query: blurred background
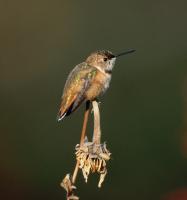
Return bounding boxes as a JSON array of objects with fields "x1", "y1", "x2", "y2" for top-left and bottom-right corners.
[{"x1": 1, "y1": 0, "x2": 187, "y2": 199}]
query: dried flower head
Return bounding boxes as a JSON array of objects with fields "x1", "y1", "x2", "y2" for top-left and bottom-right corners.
[
  {"x1": 75, "y1": 139, "x2": 111, "y2": 187},
  {"x1": 60, "y1": 174, "x2": 79, "y2": 200}
]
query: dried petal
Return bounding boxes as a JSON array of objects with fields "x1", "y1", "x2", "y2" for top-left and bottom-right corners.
[{"x1": 98, "y1": 170, "x2": 107, "y2": 188}]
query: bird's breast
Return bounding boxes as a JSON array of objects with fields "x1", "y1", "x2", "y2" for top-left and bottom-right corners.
[{"x1": 85, "y1": 71, "x2": 111, "y2": 100}]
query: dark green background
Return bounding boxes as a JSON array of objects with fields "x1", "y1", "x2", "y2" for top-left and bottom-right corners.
[{"x1": 1, "y1": 0, "x2": 187, "y2": 199}]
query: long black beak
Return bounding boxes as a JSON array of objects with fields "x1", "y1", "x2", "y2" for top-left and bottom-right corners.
[{"x1": 115, "y1": 49, "x2": 136, "y2": 57}]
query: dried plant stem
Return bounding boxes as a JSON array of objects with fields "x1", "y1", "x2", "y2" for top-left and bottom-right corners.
[
  {"x1": 92, "y1": 101, "x2": 101, "y2": 144},
  {"x1": 71, "y1": 162, "x2": 79, "y2": 185},
  {"x1": 61, "y1": 100, "x2": 110, "y2": 198},
  {"x1": 72, "y1": 101, "x2": 90, "y2": 184},
  {"x1": 80, "y1": 101, "x2": 91, "y2": 146}
]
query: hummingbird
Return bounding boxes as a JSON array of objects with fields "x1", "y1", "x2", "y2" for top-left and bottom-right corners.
[{"x1": 57, "y1": 49, "x2": 135, "y2": 121}]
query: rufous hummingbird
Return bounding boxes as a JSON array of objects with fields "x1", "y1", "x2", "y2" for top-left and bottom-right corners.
[{"x1": 57, "y1": 49, "x2": 135, "y2": 121}]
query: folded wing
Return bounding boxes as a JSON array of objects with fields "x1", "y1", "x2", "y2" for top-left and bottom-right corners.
[{"x1": 57, "y1": 63, "x2": 96, "y2": 121}]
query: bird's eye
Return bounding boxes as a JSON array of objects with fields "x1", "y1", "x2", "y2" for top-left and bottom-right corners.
[{"x1": 103, "y1": 57, "x2": 108, "y2": 62}]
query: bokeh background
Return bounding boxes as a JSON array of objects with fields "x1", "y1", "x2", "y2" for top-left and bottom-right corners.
[{"x1": 1, "y1": 0, "x2": 187, "y2": 199}]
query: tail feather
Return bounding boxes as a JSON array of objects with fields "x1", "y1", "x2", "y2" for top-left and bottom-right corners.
[
  {"x1": 57, "y1": 96, "x2": 85, "y2": 122},
  {"x1": 57, "y1": 101, "x2": 75, "y2": 121},
  {"x1": 57, "y1": 111, "x2": 67, "y2": 121}
]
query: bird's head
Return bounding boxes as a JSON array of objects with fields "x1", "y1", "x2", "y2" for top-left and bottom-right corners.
[{"x1": 86, "y1": 49, "x2": 135, "y2": 73}]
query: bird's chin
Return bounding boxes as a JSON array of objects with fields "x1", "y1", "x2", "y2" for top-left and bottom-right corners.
[{"x1": 107, "y1": 58, "x2": 116, "y2": 71}]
